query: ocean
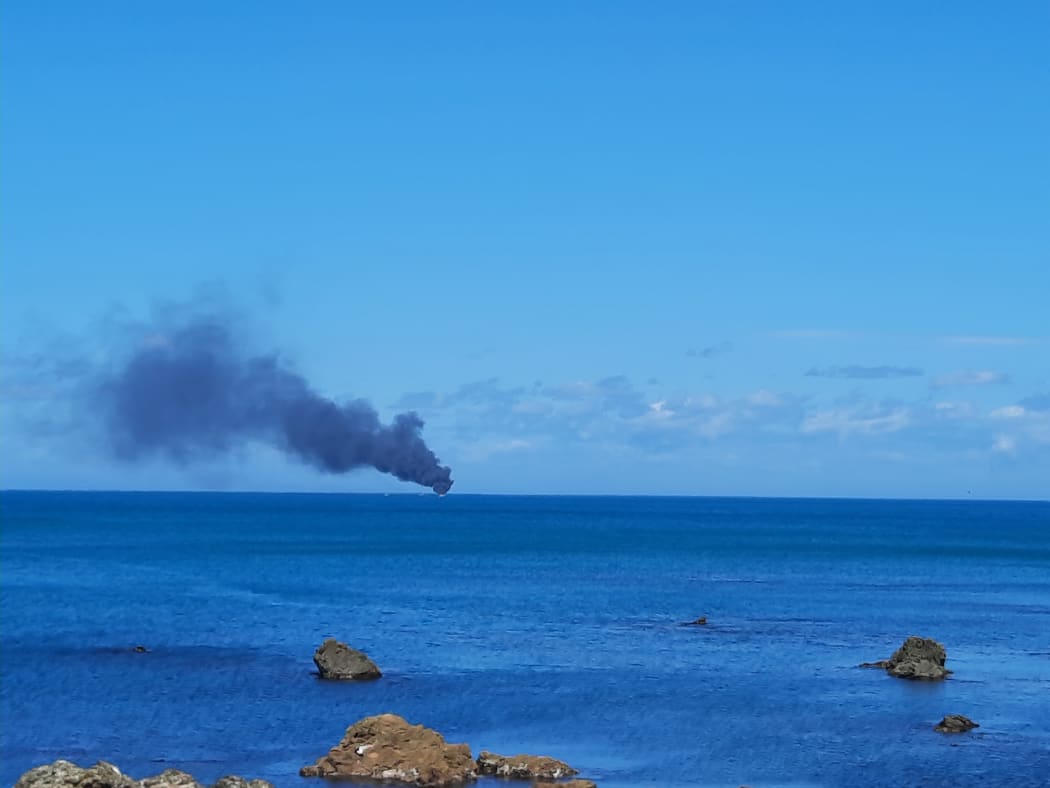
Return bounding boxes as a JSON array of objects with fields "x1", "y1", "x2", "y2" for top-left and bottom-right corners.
[{"x1": 1, "y1": 492, "x2": 1048, "y2": 787}]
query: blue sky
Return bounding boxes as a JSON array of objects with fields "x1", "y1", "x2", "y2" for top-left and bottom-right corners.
[{"x1": 2, "y1": 2, "x2": 1048, "y2": 498}]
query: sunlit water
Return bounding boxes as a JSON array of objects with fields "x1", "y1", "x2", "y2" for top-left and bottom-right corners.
[{"x1": 2, "y1": 492, "x2": 1048, "y2": 787}]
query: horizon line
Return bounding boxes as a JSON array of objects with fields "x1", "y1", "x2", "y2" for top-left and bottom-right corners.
[{"x1": 0, "y1": 488, "x2": 1046, "y2": 504}]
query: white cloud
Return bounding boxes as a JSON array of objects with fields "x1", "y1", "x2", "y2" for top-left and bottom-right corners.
[
  {"x1": 932, "y1": 370, "x2": 1011, "y2": 388},
  {"x1": 990, "y1": 405, "x2": 1026, "y2": 420},
  {"x1": 934, "y1": 401, "x2": 977, "y2": 420},
  {"x1": 942, "y1": 335, "x2": 1036, "y2": 347},
  {"x1": 801, "y1": 406, "x2": 911, "y2": 438},
  {"x1": 747, "y1": 389, "x2": 781, "y2": 407},
  {"x1": 992, "y1": 435, "x2": 1017, "y2": 455},
  {"x1": 459, "y1": 437, "x2": 536, "y2": 462},
  {"x1": 646, "y1": 400, "x2": 675, "y2": 420}
]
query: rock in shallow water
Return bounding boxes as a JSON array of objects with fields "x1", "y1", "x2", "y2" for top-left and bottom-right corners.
[
  {"x1": 313, "y1": 638, "x2": 382, "y2": 680},
  {"x1": 935, "y1": 714, "x2": 980, "y2": 733},
  {"x1": 862, "y1": 636, "x2": 951, "y2": 680},
  {"x1": 14, "y1": 761, "x2": 271, "y2": 788},
  {"x1": 476, "y1": 751, "x2": 579, "y2": 780},
  {"x1": 300, "y1": 713, "x2": 476, "y2": 786}
]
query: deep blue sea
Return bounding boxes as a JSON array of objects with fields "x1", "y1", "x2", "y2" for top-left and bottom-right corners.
[{"x1": 2, "y1": 492, "x2": 1049, "y2": 787}]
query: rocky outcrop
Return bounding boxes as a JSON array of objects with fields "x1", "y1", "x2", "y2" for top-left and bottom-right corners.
[
  {"x1": 935, "y1": 714, "x2": 979, "y2": 733},
  {"x1": 862, "y1": 636, "x2": 951, "y2": 680},
  {"x1": 14, "y1": 761, "x2": 272, "y2": 788},
  {"x1": 15, "y1": 761, "x2": 138, "y2": 788},
  {"x1": 476, "y1": 751, "x2": 578, "y2": 780},
  {"x1": 300, "y1": 713, "x2": 476, "y2": 786},
  {"x1": 682, "y1": 616, "x2": 707, "y2": 626},
  {"x1": 139, "y1": 770, "x2": 202, "y2": 788},
  {"x1": 313, "y1": 638, "x2": 382, "y2": 680}
]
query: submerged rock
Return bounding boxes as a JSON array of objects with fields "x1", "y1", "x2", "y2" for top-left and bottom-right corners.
[
  {"x1": 935, "y1": 714, "x2": 979, "y2": 733},
  {"x1": 862, "y1": 636, "x2": 951, "y2": 680},
  {"x1": 538, "y1": 782, "x2": 596, "y2": 788},
  {"x1": 300, "y1": 713, "x2": 476, "y2": 786},
  {"x1": 476, "y1": 751, "x2": 578, "y2": 780},
  {"x1": 857, "y1": 660, "x2": 890, "y2": 669},
  {"x1": 682, "y1": 616, "x2": 708, "y2": 626},
  {"x1": 313, "y1": 638, "x2": 382, "y2": 680},
  {"x1": 14, "y1": 761, "x2": 272, "y2": 788}
]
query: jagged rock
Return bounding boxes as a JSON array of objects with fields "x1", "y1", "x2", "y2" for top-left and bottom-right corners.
[
  {"x1": 300, "y1": 713, "x2": 475, "y2": 786},
  {"x1": 935, "y1": 714, "x2": 979, "y2": 733},
  {"x1": 14, "y1": 762, "x2": 272, "y2": 788},
  {"x1": 886, "y1": 636, "x2": 951, "y2": 680},
  {"x1": 211, "y1": 779, "x2": 274, "y2": 788},
  {"x1": 862, "y1": 636, "x2": 951, "y2": 680},
  {"x1": 15, "y1": 760, "x2": 137, "y2": 788},
  {"x1": 313, "y1": 638, "x2": 382, "y2": 680},
  {"x1": 140, "y1": 769, "x2": 202, "y2": 788},
  {"x1": 476, "y1": 751, "x2": 578, "y2": 780}
]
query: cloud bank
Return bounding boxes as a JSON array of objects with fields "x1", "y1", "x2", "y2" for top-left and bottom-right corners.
[
  {"x1": 805, "y1": 365, "x2": 923, "y2": 380},
  {"x1": 932, "y1": 370, "x2": 1011, "y2": 388}
]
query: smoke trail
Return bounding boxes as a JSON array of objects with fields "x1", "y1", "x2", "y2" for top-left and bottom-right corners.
[{"x1": 94, "y1": 315, "x2": 453, "y2": 494}]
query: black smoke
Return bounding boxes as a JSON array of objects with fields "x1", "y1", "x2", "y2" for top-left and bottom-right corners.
[{"x1": 94, "y1": 316, "x2": 453, "y2": 494}]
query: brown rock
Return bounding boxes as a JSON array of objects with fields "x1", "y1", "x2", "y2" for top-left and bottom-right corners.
[
  {"x1": 534, "y1": 782, "x2": 596, "y2": 788},
  {"x1": 935, "y1": 714, "x2": 979, "y2": 733},
  {"x1": 862, "y1": 636, "x2": 951, "y2": 680},
  {"x1": 683, "y1": 616, "x2": 707, "y2": 626},
  {"x1": 476, "y1": 751, "x2": 578, "y2": 780},
  {"x1": 313, "y1": 638, "x2": 382, "y2": 680},
  {"x1": 300, "y1": 713, "x2": 476, "y2": 786}
]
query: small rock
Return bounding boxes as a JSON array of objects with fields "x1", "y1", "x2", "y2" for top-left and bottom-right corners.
[
  {"x1": 683, "y1": 616, "x2": 707, "y2": 626},
  {"x1": 140, "y1": 769, "x2": 203, "y2": 788},
  {"x1": 534, "y1": 782, "x2": 596, "y2": 788},
  {"x1": 935, "y1": 715, "x2": 979, "y2": 733},
  {"x1": 133, "y1": 645, "x2": 149, "y2": 653},
  {"x1": 476, "y1": 751, "x2": 579, "y2": 780},
  {"x1": 863, "y1": 636, "x2": 951, "y2": 680},
  {"x1": 312, "y1": 638, "x2": 382, "y2": 680},
  {"x1": 300, "y1": 713, "x2": 476, "y2": 786},
  {"x1": 211, "y1": 778, "x2": 275, "y2": 788}
]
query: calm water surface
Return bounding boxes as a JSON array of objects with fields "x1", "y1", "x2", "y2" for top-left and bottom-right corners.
[{"x1": 2, "y1": 492, "x2": 1048, "y2": 787}]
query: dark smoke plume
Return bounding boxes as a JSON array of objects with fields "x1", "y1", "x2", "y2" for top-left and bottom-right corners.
[{"x1": 94, "y1": 316, "x2": 453, "y2": 494}]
